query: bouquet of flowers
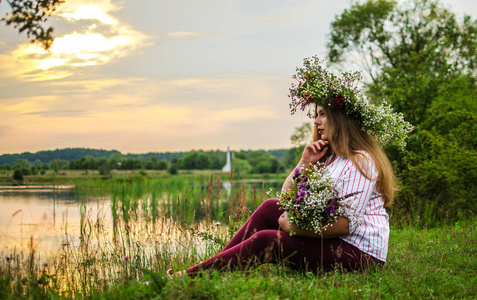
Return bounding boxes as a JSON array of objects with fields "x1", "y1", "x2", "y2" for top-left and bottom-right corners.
[{"x1": 278, "y1": 162, "x2": 358, "y2": 235}]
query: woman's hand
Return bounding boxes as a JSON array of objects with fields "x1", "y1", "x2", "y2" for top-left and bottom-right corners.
[
  {"x1": 281, "y1": 140, "x2": 330, "y2": 192},
  {"x1": 301, "y1": 140, "x2": 329, "y2": 165},
  {"x1": 278, "y1": 212, "x2": 291, "y2": 233}
]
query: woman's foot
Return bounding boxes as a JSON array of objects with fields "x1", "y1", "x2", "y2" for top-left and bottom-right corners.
[{"x1": 166, "y1": 269, "x2": 186, "y2": 279}]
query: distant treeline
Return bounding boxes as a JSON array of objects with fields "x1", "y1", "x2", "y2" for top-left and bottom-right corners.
[
  {"x1": 0, "y1": 147, "x2": 294, "y2": 177},
  {"x1": 0, "y1": 148, "x2": 184, "y2": 165}
]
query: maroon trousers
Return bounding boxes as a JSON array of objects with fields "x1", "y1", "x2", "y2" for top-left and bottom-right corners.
[{"x1": 186, "y1": 199, "x2": 378, "y2": 276}]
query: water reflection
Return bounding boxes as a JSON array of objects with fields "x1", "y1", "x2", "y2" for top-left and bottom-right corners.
[
  {"x1": 0, "y1": 187, "x2": 109, "y2": 253},
  {"x1": 0, "y1": 180, "x2": 282, "y2": 255}
]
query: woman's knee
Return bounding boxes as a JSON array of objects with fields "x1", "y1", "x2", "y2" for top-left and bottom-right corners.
[
  {"x1": 249, "y1": 230, "x2": 283, "y2": 246},
  {"x1": 259, "y1": 198, "x2": 280, "y2": 211}
]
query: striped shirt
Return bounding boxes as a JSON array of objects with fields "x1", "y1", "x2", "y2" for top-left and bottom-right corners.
[{"x1": 325, "y1": 151, "x2": 390, "y2": 262}]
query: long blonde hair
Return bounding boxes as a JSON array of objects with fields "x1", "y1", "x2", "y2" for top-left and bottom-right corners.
[{"x1": 321, "y1": 101, "x2": 396, "y2": 207}]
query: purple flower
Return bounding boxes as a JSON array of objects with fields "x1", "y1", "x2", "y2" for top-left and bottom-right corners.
[{"x1": 296, "y1": 190, "x2": 306, "y2": 198}]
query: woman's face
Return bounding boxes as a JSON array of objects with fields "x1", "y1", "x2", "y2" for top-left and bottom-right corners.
[{"x1": 314, "y1": 106, "x2": 329, "y2": 141}]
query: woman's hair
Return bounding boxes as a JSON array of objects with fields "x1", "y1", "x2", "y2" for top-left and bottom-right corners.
[{"x1": 321, "y1": 99, "x2": 396, "y2": 207}]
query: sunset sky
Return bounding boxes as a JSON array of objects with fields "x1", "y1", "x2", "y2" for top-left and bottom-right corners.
[{"x1": 0, "y1": 0, "x2": 475, "y2": 155}]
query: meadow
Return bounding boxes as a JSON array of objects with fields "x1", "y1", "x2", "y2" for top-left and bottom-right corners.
[{"x1": 0, "y1": 170, "x2": 476, "y2": 299}]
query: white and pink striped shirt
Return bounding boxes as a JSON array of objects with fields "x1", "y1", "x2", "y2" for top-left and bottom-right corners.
[{"x1": 325, "y1": 151, "x2": 390, "y2": 262}]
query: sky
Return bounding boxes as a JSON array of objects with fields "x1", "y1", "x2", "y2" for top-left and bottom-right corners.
[{"x1": 0, "y1": 0, "x2": 476, "y2": 155}]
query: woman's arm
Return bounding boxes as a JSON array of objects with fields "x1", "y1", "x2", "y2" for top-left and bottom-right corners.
[{"x1": 278, "y1": 212, "x2": 350, "y2": 238}]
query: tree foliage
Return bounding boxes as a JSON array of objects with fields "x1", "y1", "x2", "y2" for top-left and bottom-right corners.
[
  {"x1": 0, "y1": 0, "x2": 64, "y2": 49},
  {"x1": 328, "y1": 0, "x2": 477, "y2": 81},
  {"x1": 327, "y1": 0, "x2": 477, "y2": 225}
]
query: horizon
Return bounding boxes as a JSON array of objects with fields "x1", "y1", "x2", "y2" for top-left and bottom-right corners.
[
  {"x1": 0, "y1": 145, "x2": 291, "y2": 157},
  {"x1": 1, "y1": 0, "x2": 475, "y2": 155}
]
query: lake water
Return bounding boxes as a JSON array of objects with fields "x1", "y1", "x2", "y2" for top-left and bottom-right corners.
[
  {"x1": 0, "y1": 180, "x2": 282, "y2": 257},
  {"x1": 0, "y1": 186, "x2": 110, "y2": 254}
]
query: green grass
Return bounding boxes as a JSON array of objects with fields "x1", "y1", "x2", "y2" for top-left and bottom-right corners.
[
  {"x1": 96, "y1": 221, "x2": 477, "y2": 300},
  {"x1": 1, "y1": 171, "x2": 475, "y2": 299},
  {"x1": 1, "y1": 220, "x2": 475, "y2": 299}
]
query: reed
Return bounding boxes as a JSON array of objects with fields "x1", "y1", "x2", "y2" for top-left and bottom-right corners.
[{"x1": 0, "y1": 172, "x2": 280, "y2": 298}]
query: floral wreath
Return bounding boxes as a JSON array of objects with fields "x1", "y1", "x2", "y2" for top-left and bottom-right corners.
[{"x1": 289, "y1": 56, "x2": 413, "y2": 148}]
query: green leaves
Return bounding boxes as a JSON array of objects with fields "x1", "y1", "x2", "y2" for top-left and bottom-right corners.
[
  {"x1": 328, "y1": 0, "x2": 477, "y2": 80},
  {"x1": 0, "y1": 0, "x2": 65, "y2": 50}
]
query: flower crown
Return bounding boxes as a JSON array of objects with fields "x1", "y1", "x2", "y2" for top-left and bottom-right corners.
[{"x1": 289, "y1": 56, "x2": 413, "y2": 148}]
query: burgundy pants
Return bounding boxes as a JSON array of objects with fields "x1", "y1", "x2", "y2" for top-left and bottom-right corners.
[{"x1": 186, "y1": 199, "x2": 379, "y2": 276}]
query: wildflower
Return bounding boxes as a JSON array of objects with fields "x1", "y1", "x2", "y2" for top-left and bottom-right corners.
[
  {"x1": 215, "y1": 222, "x2": 221, "y2": 226},
  {"x1": 278, "y1": 162, "x2": 357, "y2": 235},
  {"x1": 123, "y1": 255, "x2": 129, "y2": 261}
]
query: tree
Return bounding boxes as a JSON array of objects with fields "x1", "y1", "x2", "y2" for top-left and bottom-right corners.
[
  {"x1": 156, "y1": 159, "x2": 168, "y2": 170},
  {"x1": 290, "y1": 122, "x2": 313, "y2": 148},
  {"x1": 328, "y1": 0, "x2": 477, "y2": 82},
  {"x1": 231, "y1": 158, "x2": 251, "y2": 179},
  {"x1": 0, "y1": 0, "x2": 64, "y2": 49},
  {"x1": 287, "y1": 122, "x2": 314, "y2": 168},
  {"x1": 327, "y1": 0, "x2": 477, "y2": 225},
  {"x1": 180, "y1": 151, "x2": 212, "y2": 170},
  {"x1": 13, "y1": 168, "x2": 24, "y2": 181}
]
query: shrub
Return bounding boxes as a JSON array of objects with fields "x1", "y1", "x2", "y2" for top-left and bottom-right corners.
[{"x1": 12, "y1": 169, "x2": 24, "y2": 181}]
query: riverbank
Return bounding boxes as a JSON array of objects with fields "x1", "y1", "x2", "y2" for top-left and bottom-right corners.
[{"x1": 1, "y1": 221, "x2": 475, "y2": 299}]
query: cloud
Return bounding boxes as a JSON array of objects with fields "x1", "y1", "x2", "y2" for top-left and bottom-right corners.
[
  {"x1": 0, "y1": 72, "x2": 302, "y2": 153},
  {"x1": 0, "y1": 0, "x2": 152, "y2": 82},
  {"x1": 22, "y1": 109, "x2": 87, "y2": 117},
  {"x1": 166, "y1": 31, "x2": 202, "y2": 39},
  {"x1": 57, "y1": 0, "x2": 120, "y2": 24}
]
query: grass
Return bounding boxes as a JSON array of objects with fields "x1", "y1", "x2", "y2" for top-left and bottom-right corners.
[
  {"x1": 95, "y1": 221, "x2": 477, "y2": 299},
  {"x1": 1, "y1": 171, "x2": 476, "y2": 299},
  {"x1": 1, "y1": 220, "x2": 475, "y2": 299}
]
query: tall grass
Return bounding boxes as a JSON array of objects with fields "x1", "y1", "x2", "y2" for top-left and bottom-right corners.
[{"x1": 1, "y1": 172, "x2": 475, "y2": 299}]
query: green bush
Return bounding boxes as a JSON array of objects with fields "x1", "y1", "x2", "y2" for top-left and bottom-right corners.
[
  {"x1": 391, "y1": 130, "x2": 477, "y2": 226},
  {"x1": 12, "y1": 169, "x2": 24, "y2": 181}
]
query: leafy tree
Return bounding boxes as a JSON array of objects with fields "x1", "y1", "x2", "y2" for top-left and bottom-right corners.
[
  {"x1": 13, "y1": 158, "x2": 31, "y2": 175},
  {"x1": 0, "y1": 0, "x2": 64, "y2": 49},
  {"x1": 286, "y1": 122, "x2": 314, "y2": 169},
  {"x1": 13, "y1": 158, "x2": 31, "y2": 170},
  {"x1": 121, "y1": 157, "x2": 142, "y2": 170},
  {"x1": 168, "y1": 163, "x2": 179, "y2": 175},
  {"x1": 12, "y1": 168, "x2": 23, "y2": 181},
  {"x1": 180, "y1": 151, "x2": 212, "y2": 170},
  {"x1": 327, "y1": 0, "x2": 477, "y2": 225},
  {"x1": 328, "y1": 0, "x2": 476, "y2": 82},
  {"x1": 206, "y1": 150, "x2": 226, "y2": 169},
  {"x1": 143, "y1": 157, "x2": 157, "y2": 170},
  {"x1": 231, "y1": 158, "x2": 251, "y2": 179},
  {"x1": 156, "y1": 159, "x2": 168, "y2": 170},
  {"x1": 290, "y1": 122, "x2": 313, "y2": 147},
  {"x1": 245, "y1": 151, "x2": 282, "y2": 173}
]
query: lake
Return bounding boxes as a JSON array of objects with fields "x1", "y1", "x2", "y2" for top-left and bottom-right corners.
[
  {"x1": 0, "y1": 186, "x2": 110, "y2": 254},
  {"x1": 0, "y1": 179, "x2": 281, "y2": 256}
]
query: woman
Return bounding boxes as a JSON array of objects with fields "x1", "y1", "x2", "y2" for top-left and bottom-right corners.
[
  {"x1": 170, "y1": 57, "x2": 411, "y2": 277},
  {"x1": 172, "y1": 106, "x2": 393, "y2": 277}
]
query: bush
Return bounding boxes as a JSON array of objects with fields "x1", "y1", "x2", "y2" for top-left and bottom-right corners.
[
  {"x1": 391, "y1": 130, "x2": 477, "y2": 226},
  {"x1": 12, "y1": 169, "x2": 24, "y2": 181},
  {"x1": 168, "y1": 163, "x2": 179, "y2": 175}
]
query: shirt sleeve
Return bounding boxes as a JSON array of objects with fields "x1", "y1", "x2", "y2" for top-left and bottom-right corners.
[{"x1": 337, "y1": 152, "x2": 378, "y2": 234}]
